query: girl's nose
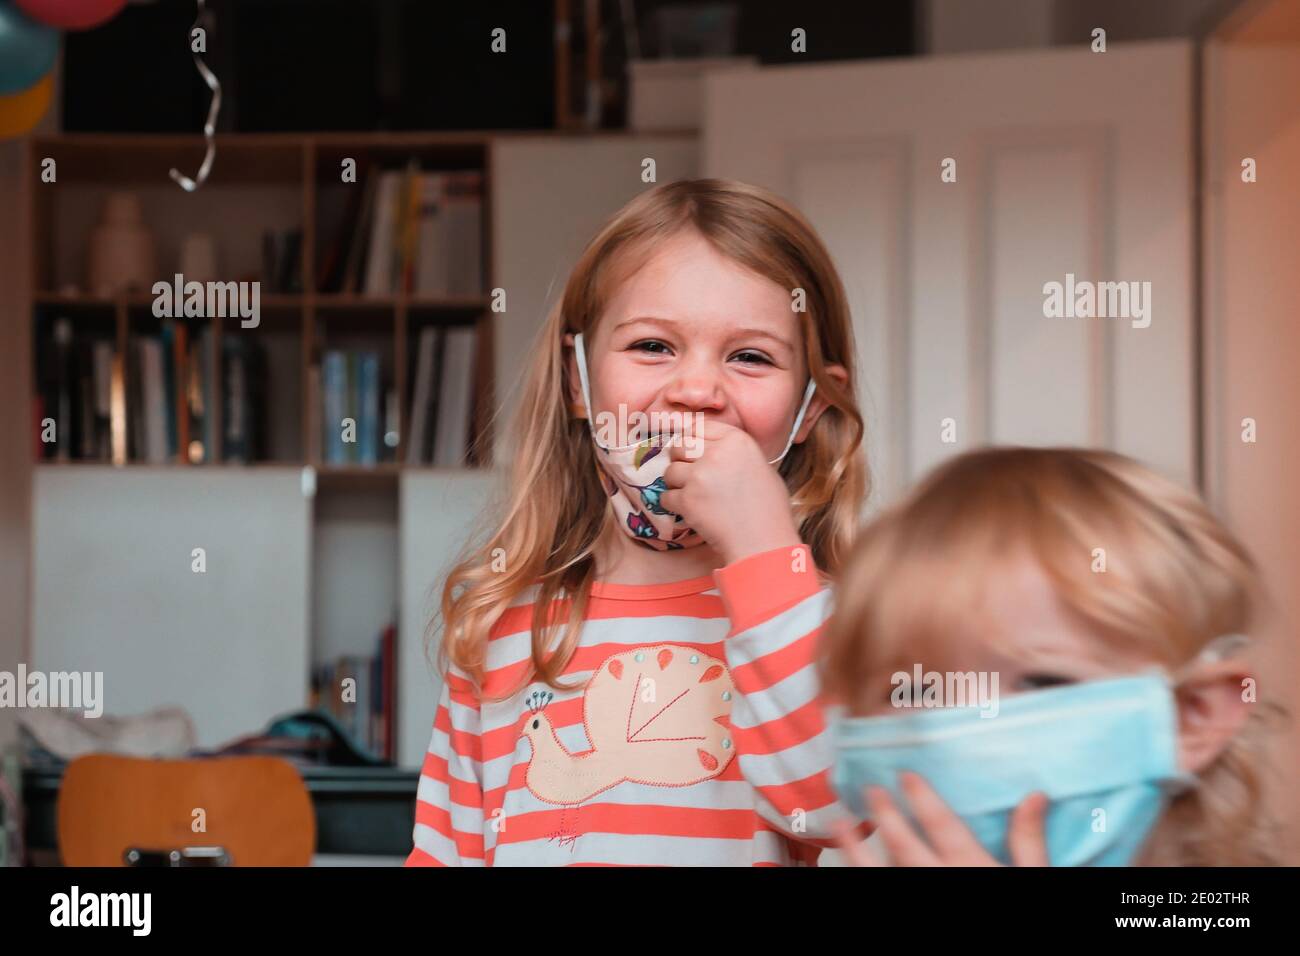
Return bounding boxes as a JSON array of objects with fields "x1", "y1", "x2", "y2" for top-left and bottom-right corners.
[{"x1": 663, "y1": 369, "x2": 726, "y2": 413}]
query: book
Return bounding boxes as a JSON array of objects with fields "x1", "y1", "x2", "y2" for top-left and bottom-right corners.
[
  {"x1": 433, "y1": 326, "x2": 477, "y2": 466},
  {"x1": 160, "y1": 322, "x2": 176, "y2": 459},
  {"x1": 186, "y1": 334, "x2": 204, "y2": 463},
  {"x1": 140, "y1": 337, "x2": 168, "y2": 464},
  {"x1": 127, "y1": 338, "x2": 144, "y2": 461},
  {"x1": 220, "y1": 337, "x2": 267, "y2": 463},
  {"x1": 383, "y1": 387, "x2": 399, "y2": 458},
  {"x1": 397, "y1": 160, "x2": 421, "y2": 295},
  {"x1": 221, "y1": 338, "x2": 247, "y2": 462},
  {"x1": 92, "y1": 340, "x2": 113, "y2": 459},
  {"x1": 317, "y1": 173, "x2": 371, "y2": 293},
  {"x1": 414, "y1": 173, "x2": 449, "y2": 296},
  {"x1": 43, "y1": 317, "x2": 73, "y2": 462},
  {"x1": 198, "y1": 326, "x2": 214, "y2": 464},
  {"x1": 405, "y1": 326, "x2": 439, "y2": 464},
  {"x1": 342, "y1": 170, "x2": 379, "y2": 294},
  {"x1": 346, "y1": 352, "x2": 359, "y2": 463},
  {"x1": 321, "y1": 350, "x2": 348, "y2": 465},
  {"x1": 363, "y1": 171, "x2": 403, "y2": 296},
  {"x1": 443, "y1": 171, "x2": 484, "y2": 295},
  {"x1": 356, "y1": 351, "x2": 380, "y2": 466},
  {"x1": 173, "y1": 322, "x2": 190, "y2": 462},
  {"x1": 75, "y1": 341, "x2": 94, "y2": 459}
]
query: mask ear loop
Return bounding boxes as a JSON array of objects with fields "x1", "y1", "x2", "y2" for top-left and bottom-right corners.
[
  {"x1": 572, "y1": 332, "x2": 600, "y2": 443},
  {"x1": 1171, "y1": 632, "x2": 1252, "y2": 685},
  {"x1": 767, "y1": 378, "x2": 818, "y2": 465}
]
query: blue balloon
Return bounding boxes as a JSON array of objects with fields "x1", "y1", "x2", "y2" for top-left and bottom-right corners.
[{"x1": 0, "y1": 2, "x2": 59, "y2": 95}]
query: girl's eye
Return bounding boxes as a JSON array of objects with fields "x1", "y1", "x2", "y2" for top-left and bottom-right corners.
[
  {"x1": 631, "y1": 340, "x2": 671, "y2": 355},
  {"x1": 1016, "y1": 672, "x2": 1075, "y2": 691},
  {"x1": 731, "y1": 350, "x2": 772, "y2": 366}
]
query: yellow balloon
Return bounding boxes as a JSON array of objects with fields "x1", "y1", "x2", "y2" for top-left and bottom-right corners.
[{"x1": 0, "y1": 71, "x2": 53, "y2": 139}]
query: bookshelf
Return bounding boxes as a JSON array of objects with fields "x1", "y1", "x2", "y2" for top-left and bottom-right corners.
[
  {"x1": 27, "y1": 132, "x2": 498, "y2": 494},
  {"x1": 27, "y1": 132, "x2": 501, "y2": 765}
]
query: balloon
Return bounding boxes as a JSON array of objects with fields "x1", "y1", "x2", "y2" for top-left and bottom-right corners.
[
  {"x1": 15, "y1": 0, "x2": 127, "y2": 31},
  {"x1": 0, "y1": 3, "x2": 58, "y2": 95},
  {"x1": 0, "y1": 71, "x2": 53, "y2": 139}
]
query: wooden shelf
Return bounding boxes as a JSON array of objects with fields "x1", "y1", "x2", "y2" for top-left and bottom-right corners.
[{"x1": 31, "y1": 131, "x2": 498, "y2": 477}]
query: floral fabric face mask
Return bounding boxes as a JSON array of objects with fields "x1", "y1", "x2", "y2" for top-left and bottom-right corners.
[{"x1": 573, "y1": 332, "x2": 816, "y2": 551}]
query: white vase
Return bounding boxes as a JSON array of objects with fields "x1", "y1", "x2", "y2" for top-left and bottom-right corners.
[
  {"x1": 88, "y1": 192, "x2": 157, "y2": 297},
  {"x1": 179, "y1": 233, "x2": 218, "y2": 284}
]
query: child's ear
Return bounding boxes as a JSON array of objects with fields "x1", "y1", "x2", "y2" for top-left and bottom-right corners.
[
  {"x1": 796, "y1": 363, "x2": 849, "y2": 442},
  {"x1": 562, "y1": 331, "x2": 588, "y2": 419},
  {"x1": 1174, "y1": 660, "x2": 1254, "y2": 774}
]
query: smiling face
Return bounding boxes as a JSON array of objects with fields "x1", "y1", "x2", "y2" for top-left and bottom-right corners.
[{"x1": 567, "y1": 229, "x2": 837, "y2": 462}]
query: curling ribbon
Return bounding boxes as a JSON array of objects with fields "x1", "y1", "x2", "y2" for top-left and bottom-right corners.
[{"x1": 170, "y1": 0, "x2": 221, "y2": 192}]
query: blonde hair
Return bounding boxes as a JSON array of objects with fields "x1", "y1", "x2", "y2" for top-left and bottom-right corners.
[
  {"x1": 436, "y1": 178, "x2": 868, "y2": 701},
  {"x1": 819, "y1": 446, "x2": 1282, "y2": 866}
]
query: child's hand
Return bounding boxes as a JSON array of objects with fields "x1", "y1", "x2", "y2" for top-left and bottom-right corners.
[
  {"x1": 832, "y1": 771, "x2": 1050, "y2": 866},
  {"x1": 659, "y1": 418, "x2": 803, "y2": 565}
]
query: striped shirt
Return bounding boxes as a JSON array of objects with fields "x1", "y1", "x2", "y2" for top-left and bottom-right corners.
[{"x1": 405, "y1": 543, "x2": 857, "y2": 866}]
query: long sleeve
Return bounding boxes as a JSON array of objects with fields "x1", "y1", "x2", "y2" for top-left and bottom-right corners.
[
  {"x1": 405, "y1": 664, "x2": 486, "y2": 866},
  {"x1": 713, "y1": 543, "x2": 863, "y2": 852}
]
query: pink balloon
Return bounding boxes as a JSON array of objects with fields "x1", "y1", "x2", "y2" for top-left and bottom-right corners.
[{"x1": 14, "y1": 0, "x2": 128, "y2": 32}]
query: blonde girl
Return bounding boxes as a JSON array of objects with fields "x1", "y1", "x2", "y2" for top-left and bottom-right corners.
[{"x1": 406, "y1": 178, "x2": 869, "y2": 866}]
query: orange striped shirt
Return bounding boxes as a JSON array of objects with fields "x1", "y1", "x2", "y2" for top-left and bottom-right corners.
[{"x1": 405, "y1": 543, "x2": 856, "y2": 866}]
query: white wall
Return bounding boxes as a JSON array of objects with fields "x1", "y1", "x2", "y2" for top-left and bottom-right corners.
[{"x1": 31, "y1": 467, "x2": 311, "y2": 748}]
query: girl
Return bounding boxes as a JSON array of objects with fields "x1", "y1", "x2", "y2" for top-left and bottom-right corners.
[
  {"x1": 406, "y1": 178, "x2": 869, "y2": 866},
  {"x1": 822, "y1": 447, "x2": 1282, "y2": 866}
]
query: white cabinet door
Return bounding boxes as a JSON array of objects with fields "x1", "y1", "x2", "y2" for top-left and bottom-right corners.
[
  {"x1": 490, "y1": 135, "x2": 699, "y2": 468},
  {"x1": 703, "y1": 41, "x2": 1194, "y2": 503},
  {"x1": 32, "y1": 467, "x2": 311, "y2": 748},
  {"x1": 398, "y1": 469, "x2": 497, "y2": 769}
]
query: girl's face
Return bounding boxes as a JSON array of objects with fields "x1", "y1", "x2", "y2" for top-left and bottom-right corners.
[
  {"x1": 568, "y1": 229, "x2": 834, "y2": 460},
  {"x1": 857, "y1": 556, "x2": 1251, "y2": 776},
  {"x1": 860, "y1": 558, "x2": 1160, "y2": 718}
]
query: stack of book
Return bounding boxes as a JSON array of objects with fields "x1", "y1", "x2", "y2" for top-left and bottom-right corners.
[
  {"x1": 122, "y1": 325, "x2": 265, "y2": 465},
  {"x1": 35, "y1": 317, "x2": 267, "y2": 465},
  {"x1": 405, "y1": 324, "x2": 477, "y2": 466},
  {"x1": 313, "y1": 349, "x2": 396, "y2": 466},
  {"x1": 315, "y1": 161, "x2": 484, "y2": 297},
  {"x1": 310, "y1": 624, "x2": 396, "y2": 762},
  {"x1": 35, "y1": 318, "x2": 117, "y2": 462}
]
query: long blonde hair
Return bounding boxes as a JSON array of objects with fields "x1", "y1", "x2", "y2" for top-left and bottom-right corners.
[
  {"x1": 436, "y1": 178, "x2": 868, "y2": 701},
  {"x1": 819, "y1": 446, "x2": 1283, "y2": 865}
]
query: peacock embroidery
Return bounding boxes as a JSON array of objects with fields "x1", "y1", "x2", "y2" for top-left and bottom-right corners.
[{"x1": 518, "y1": 645, "x2": 737, "y2": 847}]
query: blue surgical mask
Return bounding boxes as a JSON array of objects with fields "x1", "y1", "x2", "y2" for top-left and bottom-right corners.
[{"x1": 830, "y1": 672, "x2": 1200, "y2": 866}]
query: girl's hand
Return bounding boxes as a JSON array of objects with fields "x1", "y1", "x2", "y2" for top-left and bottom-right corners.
[
  {"x1": 831, "y1": 771, "x2": 1051, "y2": 866},
  {"x1": 658, "y1": 418, "x2": 803, "y2": 565}
]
